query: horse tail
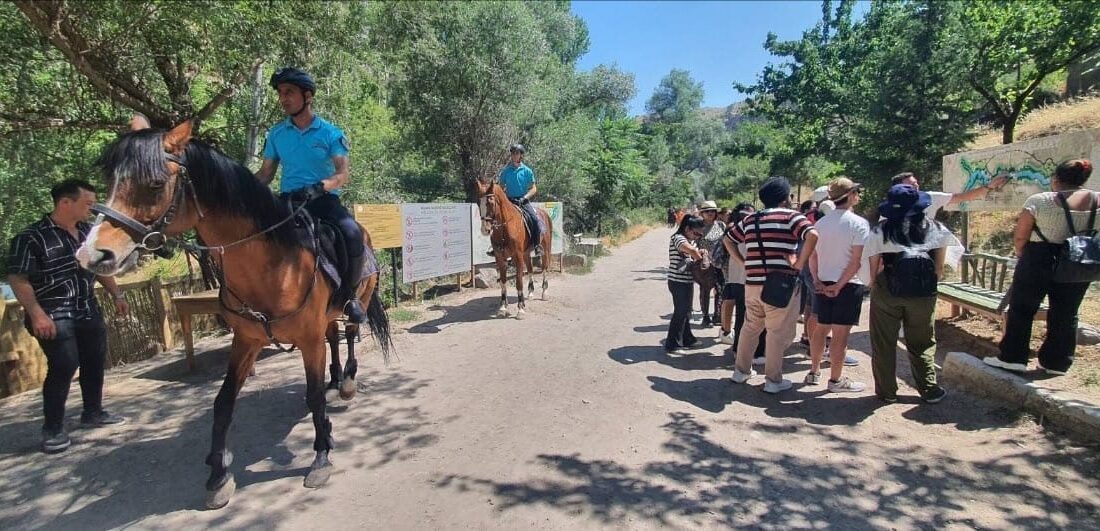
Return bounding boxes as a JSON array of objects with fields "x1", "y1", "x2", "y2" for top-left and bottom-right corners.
[{"x1": 366, "y1": 290, "x2": 396, "y2": 364}]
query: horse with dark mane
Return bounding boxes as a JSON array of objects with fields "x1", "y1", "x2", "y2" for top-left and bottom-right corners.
[
  {"x1": 76, "y1": 116, "x2": 393, "y2": 509},
  {"x1": 476, "y1": 178, "x2": 552, "y2": 318}
]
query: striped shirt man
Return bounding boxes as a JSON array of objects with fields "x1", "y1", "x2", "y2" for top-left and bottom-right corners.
[
  {"x1": 728, "y1": 208, "x2": 814, "y2": 285},
  {"x1": 7, "y1": 215, "x2": 99, "y2": 321}
]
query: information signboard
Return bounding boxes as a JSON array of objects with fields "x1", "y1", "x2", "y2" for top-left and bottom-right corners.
[
  {"x1": 353, "y1": 203, "x2": 403, "y2": 249},
  {"x1": 943, "y1": 129, "x2": 1100, "y2": 211},
  {"x1": 401, "y1": 203, "x2": 472, "y2": 283}
]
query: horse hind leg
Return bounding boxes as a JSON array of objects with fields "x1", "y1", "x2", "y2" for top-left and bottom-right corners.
[
  {"x1": 339, "y1": 323, "x2": 359, "y2": 401},
  {"x1": 205, "y1": 335, "x2": 264, "y2": 510},
  {"x1": 516, "y1": 256, "x2": 527, "y2": 319},
  {"x1": 541, "y1": 231, "x2": 551, "y2": 300},
  {"x1": 303, "y1": 343, "x2": 335, "y2": 489},
  {"x1": 325, "y1": 321, "x2": 342, "y2": 403}
]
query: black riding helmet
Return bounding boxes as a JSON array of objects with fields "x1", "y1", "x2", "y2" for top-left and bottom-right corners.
[
  {"x1": 270, "y1": 67, "x2": 316, "y2": 94},
  {"x1": 509, "y1": 143, "x2": 525, "y2": 154}
]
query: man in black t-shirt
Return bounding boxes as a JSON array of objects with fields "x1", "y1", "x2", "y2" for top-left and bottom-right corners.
[{"x1": 8, "y1": 179, "x2": 130, "y2": 454}]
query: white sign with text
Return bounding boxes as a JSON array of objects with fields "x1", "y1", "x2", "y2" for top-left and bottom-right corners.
[{"x1": 401, "y1": 203, "x2": 473, "y2": 283}]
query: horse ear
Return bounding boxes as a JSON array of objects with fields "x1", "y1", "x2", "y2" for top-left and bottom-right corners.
[
  {"x1": 130, "y1": 113, "x2": 151, "y2": 131},
  {"x1": 164, "y1": 119, "x2": 194, "y2": 153}
]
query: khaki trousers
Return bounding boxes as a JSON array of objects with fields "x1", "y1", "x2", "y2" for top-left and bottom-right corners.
[{"x1": 735, "y1": 284, "x2": 801, "y2": 383}]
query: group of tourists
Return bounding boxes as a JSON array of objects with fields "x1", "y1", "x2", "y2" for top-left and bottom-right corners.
[{"x1": 666, "y1": 159, "x2": 1095, "y2": 403}]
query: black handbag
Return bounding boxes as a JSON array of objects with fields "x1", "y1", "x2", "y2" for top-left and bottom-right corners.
[
  {"x1": 1033, "y1": 191, "x2": 1100, "y2": 284},
  {"x1": 753, "y1": 212, "x2": 799, "y2": 307}
]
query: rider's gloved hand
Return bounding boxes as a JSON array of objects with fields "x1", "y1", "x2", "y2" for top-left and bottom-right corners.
[{"x1": 307, "y1": 182, "x2": 327, "y2": 200}]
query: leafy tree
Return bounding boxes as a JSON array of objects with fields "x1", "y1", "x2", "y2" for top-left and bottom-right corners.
[
  {"x1": 368, "y1": 1, "x2": 589, "y2": 201},
  {"x1": 959, "y1": 0, "x2": 1100, "y2": 144},
  {"x1": 584, "y1": 117, "x2": 648, "y2": 233}
]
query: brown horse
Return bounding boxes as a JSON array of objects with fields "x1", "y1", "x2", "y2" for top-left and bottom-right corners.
[
  {"x1": 690, "y1": 259, "x2": 721, "y2": 328},
  {"x1": 75, "y1": 116, "x2": 393, "y2": 509},
  {"x1": 476, "y1": 179, "x2": 552, "y2": 318}
]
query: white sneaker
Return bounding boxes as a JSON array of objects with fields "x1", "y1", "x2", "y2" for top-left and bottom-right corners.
[
  {"x1": 827, "y1": 377, "x2": 866, "y2": 393},
  {"x1": 730, "y1": 368, "x2": 756, "y2": 384},
  {"x1": 983, "y1": 357, "x2": 1027, "y2": 373},
  {"x1": 763, "y1": 379, "x2": 793, "y2": 394},
  {"x1": 718, "y1": 332, "x2": 735, "y2": 345},
  {"x1": 752, "y1": 356, "x2": 766, "y2": 367}
]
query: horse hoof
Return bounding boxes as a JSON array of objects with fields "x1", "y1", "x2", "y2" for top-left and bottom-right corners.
[
  {"x1": 324, "y1": 387, "x2": 340, "y2": 403},
  {"x1": 496, "y1": 309, "x2": 508, "y2": 318},
  {"x1": 205, "y1": 474, "x2": 235, "y2": 510},
  {"x1": 303, "y1": 463, "x2": 333, "y2": 489},
  {"x1": 516, "y1": 310, "x2": 526, "y2": 320},
  {"x1": 339, "y1": 377, "x2": 357, "y2": 401}
]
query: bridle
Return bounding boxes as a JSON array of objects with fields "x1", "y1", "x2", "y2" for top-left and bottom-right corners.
[{"x1": 91, "y1": 152, "x2": 203, "y2": 252}]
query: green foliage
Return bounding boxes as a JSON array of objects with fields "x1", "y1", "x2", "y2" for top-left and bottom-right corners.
[
  {"x1": 958, "y1": 0, "x2": 1100, "y2": 143},
  {"x1": 583, "y1": 117, "x2": 649, "y2": 234}
]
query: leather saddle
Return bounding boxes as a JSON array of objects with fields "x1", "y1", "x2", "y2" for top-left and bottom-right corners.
[
  {"x1": 287, "y1": 201, "x2": 377, "y2": 309},
  {"x1": 510, "y1": 199, "x2": 542, "y2": 251}
]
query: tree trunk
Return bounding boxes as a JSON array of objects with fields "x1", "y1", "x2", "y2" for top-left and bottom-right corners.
[
  {"x1": 245, "y1": 62, "x2": 265, "y2": 166},
  {"x1": 1002, "y1": 112, "x2": 1019, "y2": 145}
]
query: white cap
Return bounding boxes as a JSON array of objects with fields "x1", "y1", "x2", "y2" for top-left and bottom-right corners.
[{"x1": 811, "y1": 185, "x2": 829, "y2": 202}]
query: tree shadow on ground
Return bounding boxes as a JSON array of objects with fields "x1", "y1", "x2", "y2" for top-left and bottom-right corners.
[
  {"x1": 407, "y1": 296, "x2": 502, "y2": 334},
  {"x1": 436, "y1": 411, "x2": 1100, "y2": 528},
  {"x1": 608, "y1": 345, "x2": 732, "y2": 372},
  {"x1": 0, "y1": 360, "x2": 441, "y2": 530}
]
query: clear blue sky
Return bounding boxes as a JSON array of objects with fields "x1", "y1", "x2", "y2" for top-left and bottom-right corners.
[{"x1": 572, "y1": 0, "x2": 867, "y2": 116}]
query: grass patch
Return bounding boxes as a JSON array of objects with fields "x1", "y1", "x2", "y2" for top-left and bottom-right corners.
[
  {"x1": 602, "y1": 223, "x2": 658, "y2": 248},
  {"x1": 388, "y1": 308, "x2": 420, "y2": 322}
]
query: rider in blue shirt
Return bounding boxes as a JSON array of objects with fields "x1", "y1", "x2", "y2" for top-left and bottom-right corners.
[
  {"x1": 255, "y1": 67, "x2": 366, "y2": 323},
  {"x1": 495, "y1": 144, "x2": 542, "y2": 254}
]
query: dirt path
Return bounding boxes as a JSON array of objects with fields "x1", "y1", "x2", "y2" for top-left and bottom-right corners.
[{"x1": 1, "y1": 227, "x2": 1099, "y2": 529}]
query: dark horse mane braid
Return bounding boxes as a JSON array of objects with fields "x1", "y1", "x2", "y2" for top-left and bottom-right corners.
[{"x1": 96, "y1": 129, "x2": 301, "y2": 250}]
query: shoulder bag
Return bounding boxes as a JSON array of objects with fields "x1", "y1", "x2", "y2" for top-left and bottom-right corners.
[{"x1": 1034, "y1": 191, "x2": 1100, "y2": 284}]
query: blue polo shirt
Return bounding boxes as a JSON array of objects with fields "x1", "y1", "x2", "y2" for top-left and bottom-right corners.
[
  {"x1": 262, "y1": 115, "x2": 349, "y2": 194},
  {"x1": 499, "y1": 163, "x2": 535, "y2": 199}
]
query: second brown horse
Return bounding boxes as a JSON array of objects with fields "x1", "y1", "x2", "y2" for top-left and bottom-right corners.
[{"x1": 477, "y1": 179, "x2": 552, "y2": 318}]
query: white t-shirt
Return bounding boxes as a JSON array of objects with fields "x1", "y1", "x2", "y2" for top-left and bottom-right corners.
[
  {"x1": 926, "y1": 191, "x2": 952, "y2": 220},
  {"x1": 725, "y1": 240, "x2": 748, "y2": 285},
  {"x1": 813, "y1": 208, "x2": 870, "y2": 283},
  {"x1": 863, "y1": 220, "x2": 962, "y2": 258}
]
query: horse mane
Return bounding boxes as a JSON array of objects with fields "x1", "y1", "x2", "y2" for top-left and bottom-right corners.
[{"x1": 97, "y1": 129, "x2": 301, "y2": 250}]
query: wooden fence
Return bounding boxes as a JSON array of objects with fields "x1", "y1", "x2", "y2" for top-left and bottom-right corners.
[{"x1": 0, "y1": 275, "x2": 221, "y2": 399}]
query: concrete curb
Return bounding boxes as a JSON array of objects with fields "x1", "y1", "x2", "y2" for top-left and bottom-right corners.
[{"x1": 943, "y1": 352, "x2": 1100, "y2": 443}]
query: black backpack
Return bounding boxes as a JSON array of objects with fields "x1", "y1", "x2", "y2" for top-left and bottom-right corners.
[{"x1": 885, "y1": 248, "x2": 938, "y2": 298}]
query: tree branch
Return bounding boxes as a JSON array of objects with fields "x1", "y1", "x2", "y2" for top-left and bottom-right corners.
[
  {"x1": 192, "y1": 58, "x2": 264, "y2": 126},
  {"x1": 13, "y1": 0, "x2": 173, "y2": 125}
]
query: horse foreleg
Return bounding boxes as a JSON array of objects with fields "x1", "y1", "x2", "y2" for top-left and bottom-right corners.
[
  {"x1": 339, "y1": 323, "x2": 359, "y2": 401},
  {"x1": 303, "y1": 342, "x2": 335, "y2": 488},
  {"x1": 699, "y1": 282, "x2": 712, "y2": 328},
  {"x1": 205, "y1": 335, "x2": 264, "y2": 510},
  {"x1": 495, "y1": 256, "x2": 510, "y2": 318},
  {"x1": 325, "y1": 321, "x2": 341, "y2": 403}
]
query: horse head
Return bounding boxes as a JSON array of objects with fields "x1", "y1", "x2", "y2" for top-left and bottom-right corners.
[
  {"x1": 476, "y1": 178, "x2": 505, "y2": 236},
  {"x1": 77, "y1": 114, "x2": 200, "y2": 276}
]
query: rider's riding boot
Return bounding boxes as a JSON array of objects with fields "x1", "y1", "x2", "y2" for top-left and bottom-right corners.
[{"x1": 342, "y1": 253, "x2": 367, "y2": 324}]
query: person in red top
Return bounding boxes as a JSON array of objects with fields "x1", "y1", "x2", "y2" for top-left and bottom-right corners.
[{"x1": 727, "y1": 177, "x2": 819, "y2": 393}]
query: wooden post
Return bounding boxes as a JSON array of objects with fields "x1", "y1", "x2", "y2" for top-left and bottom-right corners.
[
  {"x1": 456, "y1": 272, "x2": 463, "y2": 292},
  {"x1": 149, "y1": 278, "x2": 172, "y2": 352}
]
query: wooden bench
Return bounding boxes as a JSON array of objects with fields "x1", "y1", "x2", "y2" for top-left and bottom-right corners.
[
  {"x1": 937, "y1": 253, "x2": 1046, "y2": 328},
  {"x1": 171, "y1": 289, "x2": 221, "y2": 372}
]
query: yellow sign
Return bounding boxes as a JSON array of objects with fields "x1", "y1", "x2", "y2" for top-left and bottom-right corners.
[{"x1": 353, "y1": 203, "x2": 403, "y2": 249}]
